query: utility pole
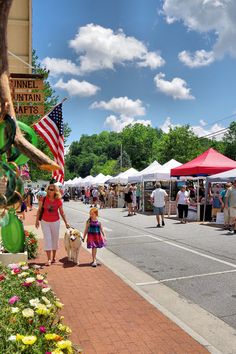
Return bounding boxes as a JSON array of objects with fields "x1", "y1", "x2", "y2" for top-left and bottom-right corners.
[{"x1": 120, "y1": 143, "x2": 123, "y2": 171}]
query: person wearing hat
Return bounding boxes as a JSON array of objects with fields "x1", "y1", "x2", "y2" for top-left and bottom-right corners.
[
  {"x1": 225, "y1": 179, "x2": 236, "y2": 233},
  {"x1": 151, "y1": 182, "x2": 168, "y2": 227}
]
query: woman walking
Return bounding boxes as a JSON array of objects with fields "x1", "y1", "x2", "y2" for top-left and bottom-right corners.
[
  {"x1": 175, "y1": 185, "x2": 190, "y2": 223},
  {"x1": 35, "y1": 184, "x2": 70, "y2": 266}
]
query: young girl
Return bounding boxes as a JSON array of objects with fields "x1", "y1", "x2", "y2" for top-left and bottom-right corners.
[{"x1": 83, "y1": 207, "x2": 107, "y2": 267}]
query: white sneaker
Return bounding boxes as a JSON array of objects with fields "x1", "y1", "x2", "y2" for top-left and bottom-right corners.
[{"x1": 91, "y1": 261, "x2": 97, "y2": 267}]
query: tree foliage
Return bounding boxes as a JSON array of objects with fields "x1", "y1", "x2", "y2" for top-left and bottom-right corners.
[
  {"x1": 223, "y1": 122, "x2": 236, "y2": 160},
  {"x1": 65, "y1": 122, "x2": 231, "y2": 178}
]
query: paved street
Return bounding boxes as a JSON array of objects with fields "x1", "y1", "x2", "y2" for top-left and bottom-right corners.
[{"x1": 63, "y1": 200, "x2": 236, "y2": 352}]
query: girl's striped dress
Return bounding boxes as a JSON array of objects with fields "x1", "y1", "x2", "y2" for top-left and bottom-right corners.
[{"x1": 87, "y1": 218, "x2": 106, "y2": 248}]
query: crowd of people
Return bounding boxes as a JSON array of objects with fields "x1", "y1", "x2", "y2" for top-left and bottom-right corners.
[{"x1": 21, "y1": 178, "x2": 236, "y2": 266}]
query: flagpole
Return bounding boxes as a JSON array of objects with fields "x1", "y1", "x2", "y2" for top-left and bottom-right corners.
[{"x1": 31, "y1": 97, "x2": 68, "y2": 126}]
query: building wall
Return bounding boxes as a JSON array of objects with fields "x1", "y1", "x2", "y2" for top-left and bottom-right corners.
[{"x1": 8, "y1": 0, "x2": 32, "y2": 74}]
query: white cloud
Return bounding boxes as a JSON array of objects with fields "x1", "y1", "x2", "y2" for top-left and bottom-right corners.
[
  {"x1": 54, "y1": 78, "x2": 99, "y2": 97},
  {"x1": 160, "y1": 117, "x2": 178, "y2": 133},
  {"x1": 137, "y1": 52, "x2": 165, "y2": 69},
  {"x1": 162, "y1": 0, "x2": 236, "y2": 65},
  {"x1": 178, "y1": 50, "x2": 215, "y2": 68},
  {"x1": 69, "y1": 24, "x2": 165, "y2": 74},
  {"x1": 90, "y1": 96, "x2": 146, "y2": 116},
  {"x1": 199, "y1": 119, "x2": 207, "y2": 126},
  {"x1": 104, "y1": 114, "x2": 151, "y2": 132},
  {"x1": 154, "y1": 72, "x2": 195, "y2": 100},
  {"x1": 160, "y1": 117, "x2": 226, "y2": 140},
  {"x1": 41, "y1": 57, "x2": 79, "y2": 76},
  {"x1": 91, "y1": 96, "x2": 150, "y2": 132}
]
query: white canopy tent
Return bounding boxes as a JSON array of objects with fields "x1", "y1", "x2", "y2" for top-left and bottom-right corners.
[
  {"x1": 91, "y1": 173, "x2": 105, "y2": 186},
  {"x1": 80, "y1": 175, "x2": 94, "y2": 187},
  {"x1": 143, "y1": 159, "x2": 182, "y2": 181},
  {"x1": 64, "y1": 179, "x2": 72, "y2": 187},
  {"x1": 99, "y1": 175, "x2": 112, "y2": 185},
  {"x1": 128, "y1": 160, "x2": 162, "y2": 183},
  {"x1": 109, "y1": 167, "x2": 138, "y2": 185},
  {"x1": 207, "y1": 168, "x2": 236, "y2": 182},
  {"x1": 71, "y1": 177, "x2": 83, "y2": 187}
]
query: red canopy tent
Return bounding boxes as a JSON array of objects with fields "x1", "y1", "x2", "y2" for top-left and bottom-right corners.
[{"x1": 171, "y1": 148, "x2": 236, "y2": 177}]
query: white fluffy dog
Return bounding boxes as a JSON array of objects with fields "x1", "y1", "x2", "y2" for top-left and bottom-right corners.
[{"x1": 64, "y1": 227, "x2": 83, "y2": 265}]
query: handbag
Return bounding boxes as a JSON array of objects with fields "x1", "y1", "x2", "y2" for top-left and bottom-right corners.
[{"x1": 38, "y1": 197, "x2": 46, "y2": 221}]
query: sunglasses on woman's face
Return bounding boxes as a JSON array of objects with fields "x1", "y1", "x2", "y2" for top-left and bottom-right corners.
[{"x1": 48, "y1": 189, "x2": 54, "y2": 192}]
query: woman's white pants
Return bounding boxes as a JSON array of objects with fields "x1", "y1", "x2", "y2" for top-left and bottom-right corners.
[{"x1": 41, "y1": 220, "x2": 60, "y2": 251}]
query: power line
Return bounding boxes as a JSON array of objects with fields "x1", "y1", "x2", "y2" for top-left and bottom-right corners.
[
  {"x1": 201, "y1": 112, "x2": 236, "y2": 128},
  {"x1": 199, "y1": 127, "x2": 229, "y2": 139}
]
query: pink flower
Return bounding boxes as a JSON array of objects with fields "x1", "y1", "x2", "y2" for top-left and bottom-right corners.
[
  {"x1": 39, "y1": 326, "x2": 46, "y2": 333},
  {"x1": 45, "y1": 352, "x2": 51, "y2": 354},
  {"x1": 9, "y1": 296, "x2": 20, "y2": 305},
  {"x1": 13, "y1": 268, "x2": 21, "y2": 274},
  {"x1": 22, "y1": 282, "x2": 32, "y2": 287}
]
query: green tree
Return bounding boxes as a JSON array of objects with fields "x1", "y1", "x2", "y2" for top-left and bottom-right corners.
[
  {"x1": 115, "y1": 150, "x2": 131, "y2": 173},
  {"x1": 223, "y1": 122, "x2": 236, "y2": 160},
  {"x1": 121, "y1": 124, "x2": 162, "y2": 169},
  {"x1": 157, "y1": 126, "x2": 211, "y2": 163}
]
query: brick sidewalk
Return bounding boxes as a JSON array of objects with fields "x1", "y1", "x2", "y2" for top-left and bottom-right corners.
[{"x1": 25, "y1": 210, "x2": 209, "y2": 354}]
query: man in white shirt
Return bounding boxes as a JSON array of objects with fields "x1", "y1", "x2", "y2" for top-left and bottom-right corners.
[{"x1": 151, "y1": 183, "x2": 168, "y2": 227}]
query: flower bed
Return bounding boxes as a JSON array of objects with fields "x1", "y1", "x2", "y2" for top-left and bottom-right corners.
[
  {"x1": 0, "y1": 262, "x2": 81, "y2": 354},
  {"x1": 24, "y1": 230, "x2": 38, "y2": 259}
]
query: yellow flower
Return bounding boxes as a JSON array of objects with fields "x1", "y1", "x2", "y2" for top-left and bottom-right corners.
[
  {"x1": 45, "y1": 333, "x2": 60, "y2": 341},
  {"x1": 19, "y1": 261, "x2": 27, "y2": 266},
  {"x1": 22, "y1": 308, "x2": 34, "y2": 318},
  {"x1": 18, "y1": 272, "x2": 29, "y2": 278},
  {"x1": 58, "y1": 324, "x2": 72, "y2": 334},
  {"x1": 21, "y1": 335, "x2": 37, "y2": 345},
  {"x1": 56, "y1": 340, "x2": 73, "y2": 353},
  {"x1": 36, "y1": 274, "x2": 44, "y2": 280},
  {"x1": 52, "y1": 349, "x2": 64, "y2": 354},
  {"x1": 35, "y1": 303, "x2": 50, "y2": 316},
  {"x1": 16, "y1": 334, "x2": 24, "y2": 341},
  {"x1": 25, "y1": 277, "x2": 35, "y2": 284},
  {"x1": 55, "y1": 301, "x2": 64, "y2": 309}
]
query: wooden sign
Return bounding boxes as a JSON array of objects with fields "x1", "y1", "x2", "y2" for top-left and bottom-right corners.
[
  {"x1": 10, "y1": 74, "x2": 44, "y2": 116},
  {"x1": 13, "y1": 92, "x2": 44, "y2": 103},
  {"x1": 11, "y1": 79, "x2": 44, "y2": 90},
  {"x1": 14, "y1": 105, "x2": 44, "y2": 116}
]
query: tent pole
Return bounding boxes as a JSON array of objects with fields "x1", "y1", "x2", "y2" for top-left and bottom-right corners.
[
  {"x1": 197, "y1": 178, "x2": 200, "y2": 221},
  {"x1": 168, "y1": 179, "x2": 172, "y2": 217},
  {"x1": 203, "y1": 179, "x2": 208, "y2": 222}
]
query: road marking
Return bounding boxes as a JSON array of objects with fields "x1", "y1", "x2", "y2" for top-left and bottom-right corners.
[
  {"x1": 136, "y1": 269, "x2": 236, "y2": 286},
  {"x1": 103, "y1": 227, "x2": 113, "y2": 232},
  {"x1": 108, "y1": 235, "x2": 151, "y2": 240},
  {"x1": 64, "y1": 205, "x2": 109, "y2": 222},
  {"x1": 144, "y1": 234, "x2": 236, "y2": 269}
]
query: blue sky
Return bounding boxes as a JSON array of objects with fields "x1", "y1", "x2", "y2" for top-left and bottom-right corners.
[{"x1": 32, "y1": 0, "x2": 236, "y2": 144}]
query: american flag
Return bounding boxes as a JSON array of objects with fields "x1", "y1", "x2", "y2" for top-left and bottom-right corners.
[{"x1": 33, "y1": 103, "x2": 64, "y2": 183}]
